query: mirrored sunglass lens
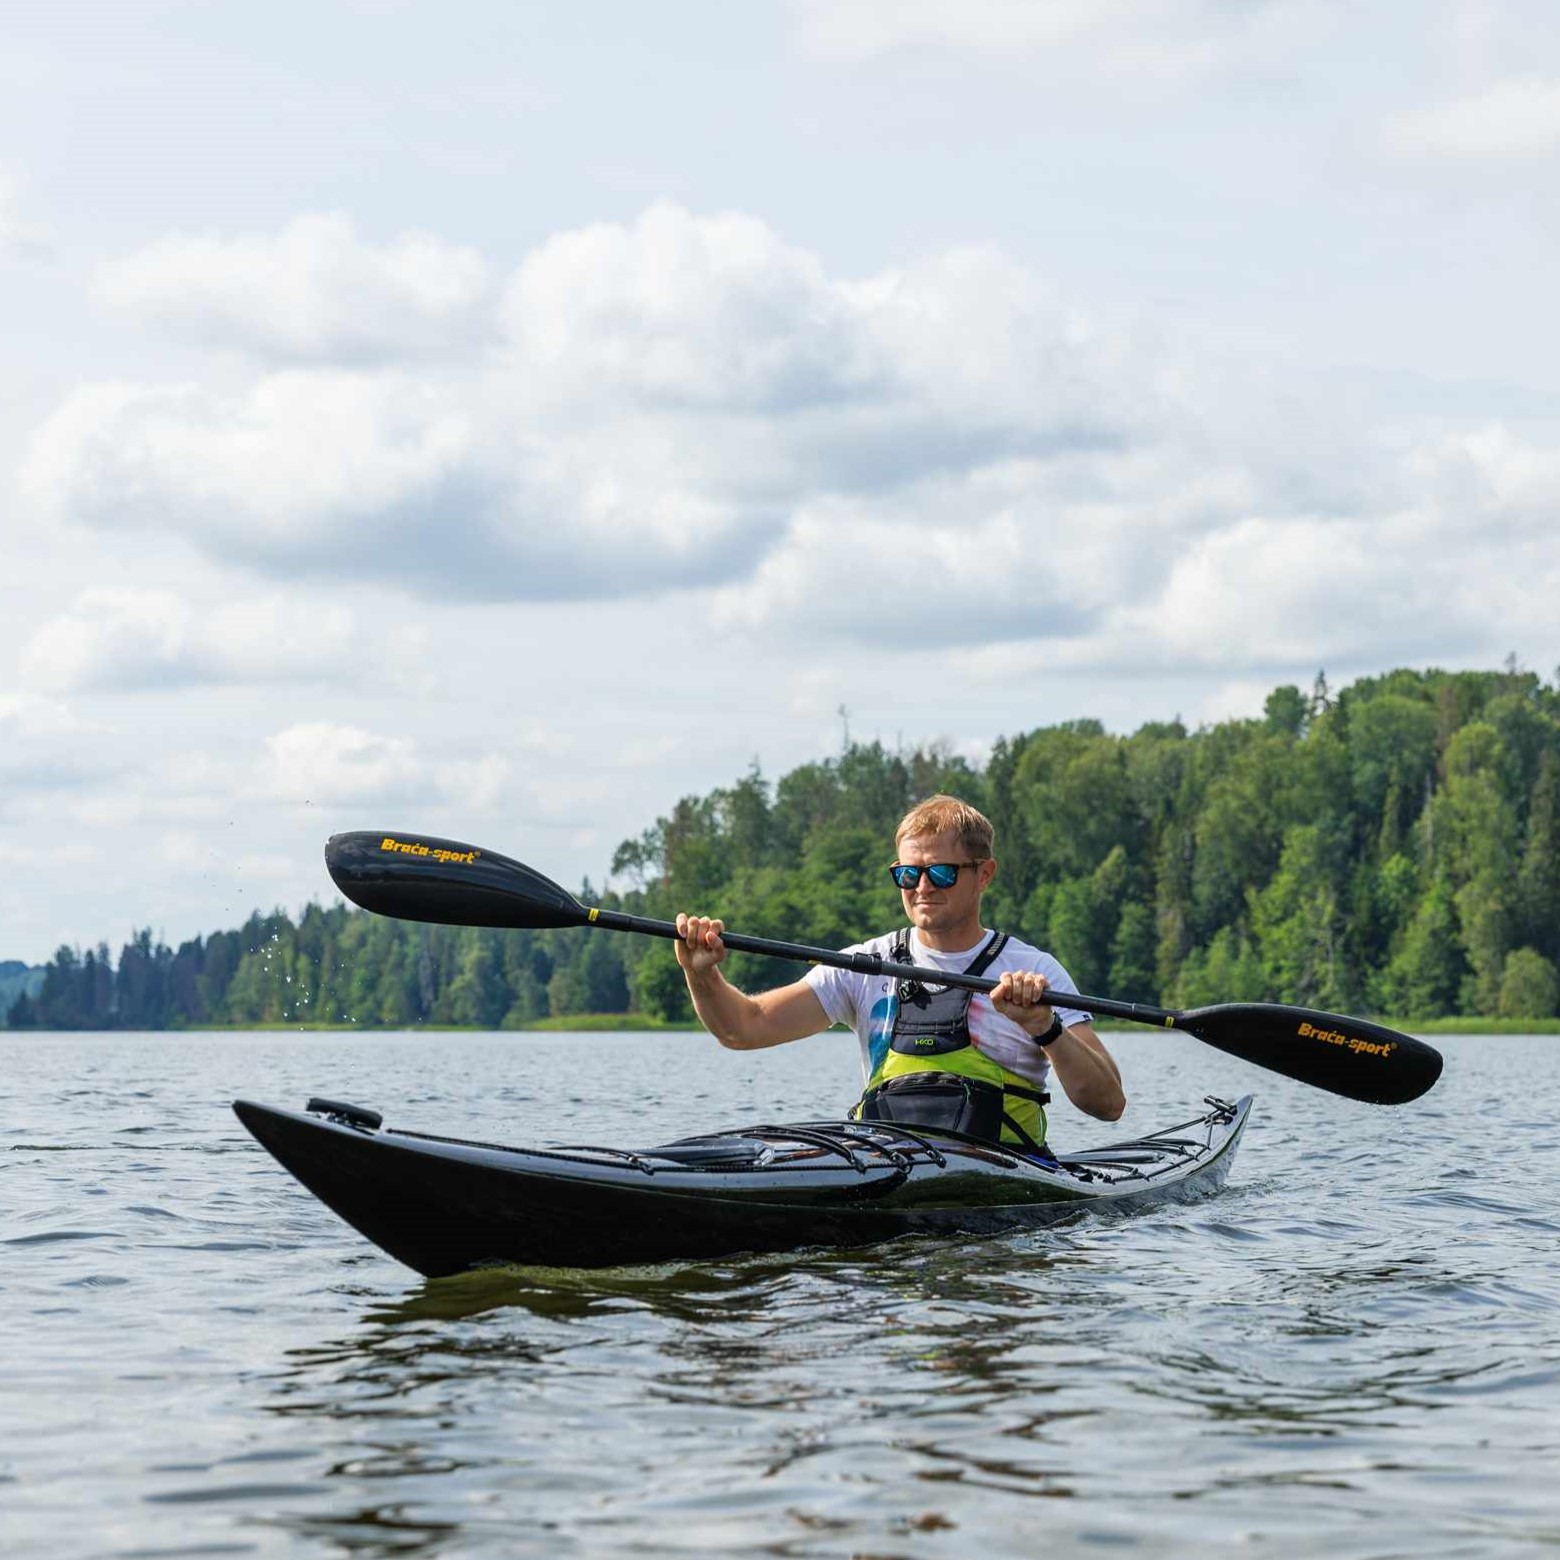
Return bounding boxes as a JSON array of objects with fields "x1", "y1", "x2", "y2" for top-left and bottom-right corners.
[
  {"x1": 926, "y1": 864, "x2": 959, "y2": 888},
  {"x1": 891, "y1": 865, "x2": 921, "y2": 888}
]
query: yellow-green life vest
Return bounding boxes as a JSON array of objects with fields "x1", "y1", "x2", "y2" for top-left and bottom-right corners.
[{"x1": 855, "y1": 931, "x2": 1050, "y2": 1152}]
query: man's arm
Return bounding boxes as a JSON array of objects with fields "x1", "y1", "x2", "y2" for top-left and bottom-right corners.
[
  {"x1": 1042, "y1": 1021, "x2": 1126, "y2": 1121},
  {"x1": 675, "y1": 914, "x2": 832, "y2": 1049},
  {"x1": 990, "y1": 970, "x2": 1126, "y2": 1121}
]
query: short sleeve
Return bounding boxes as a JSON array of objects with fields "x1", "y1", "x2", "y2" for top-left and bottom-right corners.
[
  {"x1": 1030, "y1": 950, "x2": 1091, "y2": 1031},
  {"x1": 803, "y1": 960, "x2": 859, "y2": 1030}
]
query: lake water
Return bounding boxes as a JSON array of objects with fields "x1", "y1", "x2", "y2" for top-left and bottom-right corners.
[{"x1": 3, "y1": 1029, "x2": 1559, "y2": 1558}]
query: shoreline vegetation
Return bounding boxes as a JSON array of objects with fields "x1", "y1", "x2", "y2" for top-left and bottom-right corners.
[
  {"x1": 6, "y1": 1016, "x2": 1553, "y2": 1035},
  {"x1": 7, "y1": 664, "x2": 1560, "y2": 1034}
]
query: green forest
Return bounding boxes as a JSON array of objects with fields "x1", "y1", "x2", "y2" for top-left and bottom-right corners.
[{"x1": 7, "y1": 665, "x2": 1560, "y2": 1030}]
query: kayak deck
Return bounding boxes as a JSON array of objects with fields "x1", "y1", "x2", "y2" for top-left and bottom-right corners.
[{"x1": 234, "y1": 1094, "x2": 1253, "y2": 1277}]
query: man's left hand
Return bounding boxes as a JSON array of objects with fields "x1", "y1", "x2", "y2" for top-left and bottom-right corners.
[{"x1": 990, "y1": 970, "x2": 1057, "y2": 1038}]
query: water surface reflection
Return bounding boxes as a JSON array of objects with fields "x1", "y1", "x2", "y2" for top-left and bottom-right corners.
[{"x1": 7, "y1": 1032, "x2": 1560, "y2": 1558}]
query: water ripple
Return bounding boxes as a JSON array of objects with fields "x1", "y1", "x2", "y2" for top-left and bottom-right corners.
[{"x1": 4, "y1": 1030, "x2": 1559, "y2": 1558}]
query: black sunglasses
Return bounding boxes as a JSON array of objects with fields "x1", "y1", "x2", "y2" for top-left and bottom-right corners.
[{"x1": 889, "y1": 861, "x2": 983, "y2": 890}]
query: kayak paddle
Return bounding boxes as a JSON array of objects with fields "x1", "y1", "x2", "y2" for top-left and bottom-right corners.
[{"x1": 324, "y1": 830, "x2": 1444, "y2": 1105}]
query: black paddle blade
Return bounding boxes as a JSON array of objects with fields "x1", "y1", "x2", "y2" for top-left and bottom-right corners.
[
  {"x1": 1175, "y1": 1002, "x2": 1442, "y2": 1104},
  {"x1": 324, "y1": 831, "x2": 588, "y2": 930}
]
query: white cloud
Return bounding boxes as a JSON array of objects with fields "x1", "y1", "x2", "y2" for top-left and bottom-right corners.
[
  {"x1": 26, "y1": 205, "x2": 1140, "y2": 602},
  {"x1": 500, "y1": 210, "x2": 1136, "y2": 437},
  {"x1": 208, "y1": 596, "x2": 359, "y2": 681},
  {"x1": 20, "y1": 589, "x2": 191, "y2": 692},
  {"x1": 1383, "y1": 77, "x2": 1560, "y2": 159},
  {"x1": 92, "y1": 212, "x2": 490, "y2": 361},
  {"x1": 263, "y1": 722, "x2": 424, "y2": 805},
  {"x1": 1407, "y1": 423, "x2": 1560, "y2": 524},
  {"x1": 1123, "y1": 512, "x2": 1457, "y2": 667},
  {"x1": 18, "y1": 588, "x2": 361, "y2": 693},
  {"x1": 787, "y1": 0, "x2": 1331, "y2": 72},
  {"x1": 435, "y1": 753, "x2": 514, "y2": 813},
  {"x1": 709, "y1": 498, "x2": 1084, "y2": 647},
  {"x1": 0, "y1": 839, "x2": 97, "y2": 867},
  {"x1": 261, "y1": 722, "x2": 514, "y2": 813},
  {"x1": 0, "y1": 691, "x2": 81, "y2": 739},
  {"x1": 0, "y1": 163, "x2": 50, "y2": 260},
  {"x1": 1192, "y1": 677, "x2": 1285, "y2": 727},
  {"x1": 517, "y1": 773, "x2": 612, "y2": 820},
  {"x1": 707, "y1": 450, "x2": 1262, "y2": 649},
  {"x1": 22, "y1": 370, "x2": 480, "y2": 565},
  {"x1": 500, "y1": 202, "x2": 878, "y2": 412},
  {"x1": 791, "y1": 0, "x2": 1132, "y2": 59},
  {"x1": 20, "y1": 366, "x2": 792, "y2": 596},
  {"x1": 20, "y1": 202, "x2": 1560, "y2": 688},
  {"x1": 946, "y1": 446, "x2": 1560, "y2": 684},
  {"x1": 0, "y1": 693, "x2": 121, "y2": 815}
]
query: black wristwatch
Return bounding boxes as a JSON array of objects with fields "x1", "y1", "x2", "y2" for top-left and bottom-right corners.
[{"x1": 1034, "y1": 1014, "x2": 1065, "y2": 1048}]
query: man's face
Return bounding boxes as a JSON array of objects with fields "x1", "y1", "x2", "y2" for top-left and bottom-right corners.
[{"x1": 895, "y1": 828, "x2": 996, "y2": 940}]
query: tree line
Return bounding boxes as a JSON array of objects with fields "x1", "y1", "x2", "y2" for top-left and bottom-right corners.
[{"x1": 7, "y1": 665, "x2": 1560, "y2": 1030}]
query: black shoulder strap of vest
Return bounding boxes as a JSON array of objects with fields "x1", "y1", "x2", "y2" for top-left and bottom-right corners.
[
  {"x1": 892, "y1": 929, "x2": 1008, "y2": 975},
  {"x1": 964, "y1": 931, "x2": 1008, "y2": 980},
  {"x1": 891, "y1": 929, "x2": 920, "y2": 1002},
  {"x1": 892, "y1": 929, "x2": 1007, "y2": 995}
]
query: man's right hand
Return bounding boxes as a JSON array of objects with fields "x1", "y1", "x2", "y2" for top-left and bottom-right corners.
[{"x1": 674, "y1": 914, "x2": 728, "y2": 975}]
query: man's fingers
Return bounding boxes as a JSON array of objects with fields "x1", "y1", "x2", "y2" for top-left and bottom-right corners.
[
  {"x1": 994, "y1": 971, "x2": 1054, "y2": 1006},
  {"x1": 674, "y1": 914, "x2": 727, "y2": 964}
]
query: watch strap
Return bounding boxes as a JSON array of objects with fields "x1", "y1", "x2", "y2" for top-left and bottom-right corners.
[{"x1": 1034, "y1": 1014, "x2": 1065, "y2": 1048}]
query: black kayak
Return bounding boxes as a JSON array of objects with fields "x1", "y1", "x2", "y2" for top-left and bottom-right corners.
[{"x1": 234, "y1": 1094, "x2": 1253, "y2": 1277}]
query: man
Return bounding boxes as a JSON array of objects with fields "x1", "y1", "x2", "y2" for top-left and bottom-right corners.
[{"x1": 674, "y1": 794, "x2": 1125, "y2": 1154}]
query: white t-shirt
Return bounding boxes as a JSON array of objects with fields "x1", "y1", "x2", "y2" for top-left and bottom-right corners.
[{"x1": 803, "y1": 928, "x2": 1089, "y2": 1090}]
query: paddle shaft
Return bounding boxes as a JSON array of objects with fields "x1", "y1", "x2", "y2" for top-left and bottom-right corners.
[{"x1": 589, "y1": 907, "x2": 1171, "y2": 1027}]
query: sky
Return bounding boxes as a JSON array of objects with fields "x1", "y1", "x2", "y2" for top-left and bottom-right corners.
[{"x1": 2, "y1": 0, "x2": 1559, "y2": 964}]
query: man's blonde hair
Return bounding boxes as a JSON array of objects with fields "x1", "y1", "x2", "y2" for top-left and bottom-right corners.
[{"x1": 894, "y1": 795, "x2": 994, "y2": 859}]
